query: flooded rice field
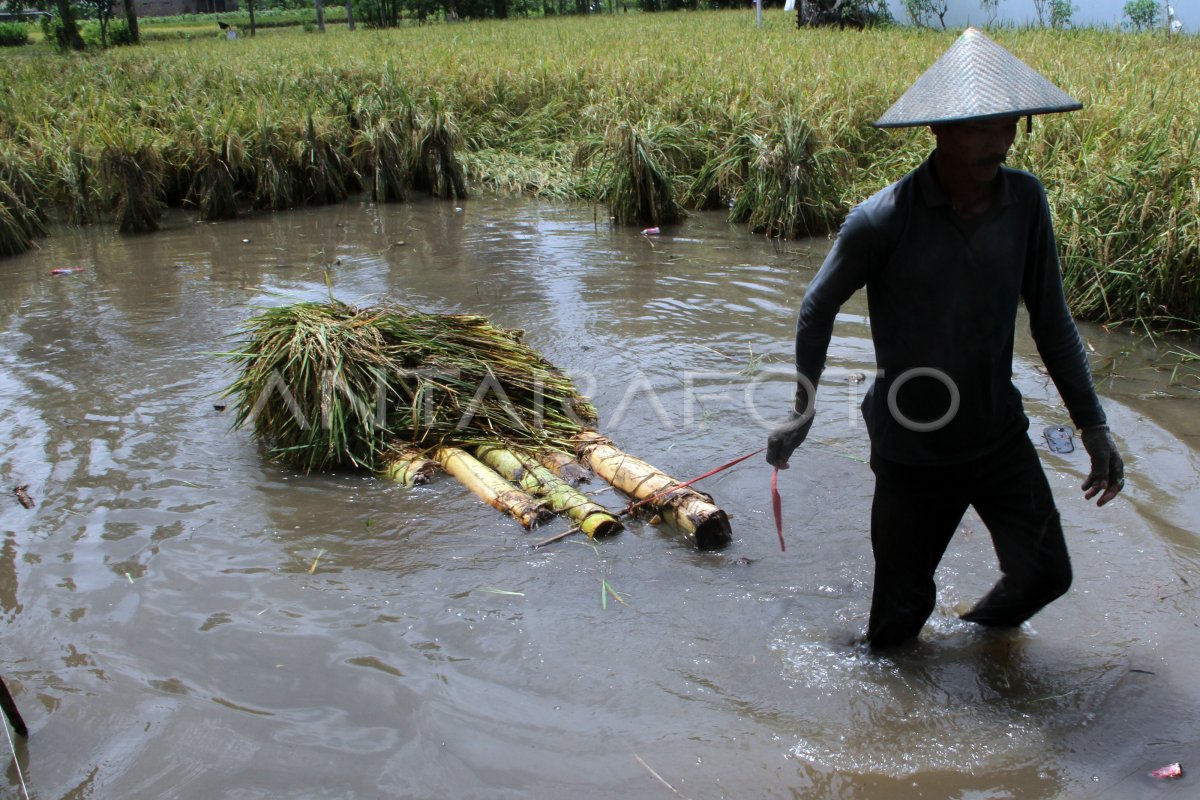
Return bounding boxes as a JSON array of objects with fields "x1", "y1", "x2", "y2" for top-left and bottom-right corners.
[{"x1": 1, "y1": 195, "x2": 1198, "y2": 799}]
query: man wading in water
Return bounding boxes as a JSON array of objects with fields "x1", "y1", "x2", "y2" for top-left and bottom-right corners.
[{"x1": 766, "y1": 28, "x2": 1125, "y2": 651}]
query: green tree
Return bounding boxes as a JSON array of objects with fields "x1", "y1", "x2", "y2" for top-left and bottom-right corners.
[
  {"x1": 931, "y1": 0, "x2": 948, "y2": 27},
  {"x1": 902, "y1": 0, "x2": 946, "y2": 28},
  {"x1": 1049, "y1": 0, "x2": 1073, "y2": 28},
  {"x1": 1123, "y1": 0, "x2": 1159, "y2": 30},
  {"x1": 1032, "y1": 0, "x2": 1072, "y2": 27},
  {"x1": 81, "y1": 0, "x2": 114, "y2": 46},
  {"x1": 840, "y1": 0, "x2": 891, "y2": 24},
  {"x1": 352, "y1": 0, "x2": 401, "y2": 26},
  {"x1": 901, "y1": 0, "x2": 933, "y2": 26},
  {"x1": 862, "y1": 0, "x2": 892, "y2": 21}
]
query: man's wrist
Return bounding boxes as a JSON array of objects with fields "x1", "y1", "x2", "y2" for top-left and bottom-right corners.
[{"x1": 793, "y1": 380, "x2": 814, "y2": 417}]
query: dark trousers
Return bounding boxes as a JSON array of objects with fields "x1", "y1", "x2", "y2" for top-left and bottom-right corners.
[{"x1": 866, "y1": 432, "x2": 1072, "y2": 650}]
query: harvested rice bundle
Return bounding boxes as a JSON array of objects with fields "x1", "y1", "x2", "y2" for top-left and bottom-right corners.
[{"x1": 223, "y1": 299, "x2": 596, "y2": 473}]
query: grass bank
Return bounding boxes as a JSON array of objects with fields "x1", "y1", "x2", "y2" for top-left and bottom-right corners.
[{"x1": 0, "y1": 14, "x2": 1196, "y2": 329}]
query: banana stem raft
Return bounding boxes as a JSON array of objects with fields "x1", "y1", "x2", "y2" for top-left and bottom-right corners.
[
  {"x1": 575, "y1": 431, "x2": 732, "y2": 549},
  {"x1": 475, "y1": 444, "x2": 622, "y2": 539},
  {"x1": 380, "y1": 445, "x2": 440, "y2": 486},
  {"x1": 435, "y1": 447, "x2": 551, "y2": 530}
]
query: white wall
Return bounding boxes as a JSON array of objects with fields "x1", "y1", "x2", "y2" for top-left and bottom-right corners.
[{"x1": 884, "y1": 0, "x2": 1191, "y2": 30}]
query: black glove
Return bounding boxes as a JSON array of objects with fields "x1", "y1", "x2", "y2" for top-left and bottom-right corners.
[
  {"x1": 1081, "y1": 425, "x2": 1124, "y2": 507},
  {"x1": 766, "y1": 384, "x2": 814, "y2": 469}
]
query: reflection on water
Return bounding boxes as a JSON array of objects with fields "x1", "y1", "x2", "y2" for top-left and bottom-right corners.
[{"x1": 0, "y1": 195, "x2": 1198, "y2": 799}]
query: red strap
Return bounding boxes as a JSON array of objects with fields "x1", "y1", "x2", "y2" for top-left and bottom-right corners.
[
  {"x1": 627, "y1": 447, "x2": 766, "y2": 514},
  {"x1": 772, "y1": 468, "x2": 785, "y2": 552}
]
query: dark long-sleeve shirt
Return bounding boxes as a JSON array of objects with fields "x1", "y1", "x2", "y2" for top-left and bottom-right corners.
[{"x1": 795, "y1": 153, "x2": 1106, "y2": 465}]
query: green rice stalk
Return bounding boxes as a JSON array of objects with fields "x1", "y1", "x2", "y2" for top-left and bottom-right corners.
[
  {"x1": 1056, "y1": 123, "x2": 1200, "y2": 328},
  {"x1": 224, "y1": 301, "x2": 398, "y2": 472},
  {"x1": 330, "y1": 83, "x2": 369, "y2": 134},
  {"x1": 461, "y1": 148, "x2": 572, "y2": 199},
  {"x1": 160, "y1": 141, "x2": 195, "y2": 210},
  {"x1": 680, "y1": 105, "x2": 762, "y2": 211}
]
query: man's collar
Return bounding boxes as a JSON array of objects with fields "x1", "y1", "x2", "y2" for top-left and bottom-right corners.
[
  {"x1": 917, "y1": 153, "x2": 950, "y2": 207},
  {"x1": 917, "y1": 151, "x2": 1016, "y2": 209}
]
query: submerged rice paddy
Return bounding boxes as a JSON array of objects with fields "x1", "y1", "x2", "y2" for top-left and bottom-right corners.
[{"x1": 1, "y1": 13, "x2": 1197, "y2": 328}]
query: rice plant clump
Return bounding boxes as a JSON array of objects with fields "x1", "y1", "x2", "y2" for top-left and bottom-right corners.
[
  {"x1": 293, "y1": 116, "x2": 358, "y2": 207},
  {"x1": 101, "y1": 145, "x2": 166, "y2": 234},
  {"x1": 353, "y1": 114, "x2": 413, "y2": 204},
  {"x1": 577, "y1": 119, "x2": 688, "y2": 227},
  {"x1": 45, "y1": 136, "x2": 98, "y2": 226},
  {"x1": 412, "y1": 106, "x2": 468, "y2": 201},
  {"x1": 190, "y1": 149, "x2": 242, "y2": 221},
  {"x1": 729, "y1": 111, "x2": 850, "y2": 238},
  {"x1": 1051, "y1": 119, "x2": 1200, "y2": 329},
  {"x1": 253, "y1": 116, "x2": 299, "y2": 212},
  {"x1": 0, "y1": 147, "x2": 48, "y2": 256},
  {"x1": 0, "y1": 178, "x2": 46, "y2": 257},
  {"x1": 0, "y1": 199, "x2": 31, "y2": 258},
  {"x1": 224, "y1": 300, "x2": 597, "y2": 472}
]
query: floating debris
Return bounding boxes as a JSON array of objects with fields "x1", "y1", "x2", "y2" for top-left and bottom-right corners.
[
  {"x1": 11, "y1": 485, "x2": 34, "y2": 509},
  {"x1": 1150, "y1": 762, "x2": 1183, "y2": 780},
  {"x1": 1043, "y1": 425, "x2": 1075, "y2": 454}
]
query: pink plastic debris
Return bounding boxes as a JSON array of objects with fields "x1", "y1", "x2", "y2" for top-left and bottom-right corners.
[
  {"x1": 50, "y1": 267, "x2": 86, "y2": 276},
  {"x1": 640, "y1": 227, "x2": 660, "y2": 236},
  {"x1": 1150, "y1": 762, "x2": 1183, "y2": 780}
]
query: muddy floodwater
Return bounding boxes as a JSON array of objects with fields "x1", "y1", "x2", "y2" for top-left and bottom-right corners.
[{"x1": 2, "y1": 194, "x2": 1199, "y2": 799}]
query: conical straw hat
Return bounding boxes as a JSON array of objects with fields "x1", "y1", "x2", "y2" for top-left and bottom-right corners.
[{"x1": 874, "y1": 28, "x2": 1082, "y2": 128}]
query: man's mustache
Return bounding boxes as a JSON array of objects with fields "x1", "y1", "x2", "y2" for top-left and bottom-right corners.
[{"x1": 978, "y1": 155, "x2": 1007, "y2": 167}]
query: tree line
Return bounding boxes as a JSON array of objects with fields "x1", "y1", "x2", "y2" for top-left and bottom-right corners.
[{"x1": 10, "y1": 0, "x2": 1183, "y2": 53}]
